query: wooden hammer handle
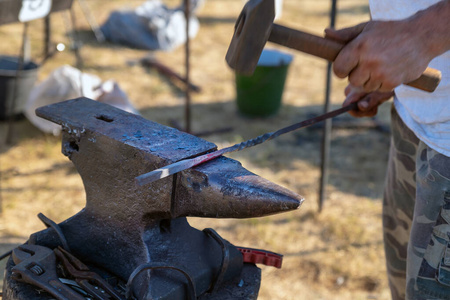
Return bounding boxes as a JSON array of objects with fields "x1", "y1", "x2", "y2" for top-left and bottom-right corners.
[{"x1": 269, "y1": 24, "x2": 441, "y2": 92}]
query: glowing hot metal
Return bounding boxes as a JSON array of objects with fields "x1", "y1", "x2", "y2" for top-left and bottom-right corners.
[{"x1": 136, "y1": 102, "x2": 359, "y2": 186}]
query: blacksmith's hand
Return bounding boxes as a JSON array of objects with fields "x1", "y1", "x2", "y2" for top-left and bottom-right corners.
[
  {"x1": 325, "y1": 18, "x2": 437, "y2": 93},
  {"x1": 343, "y1": 84, "x2": 394, "y2": 118}
]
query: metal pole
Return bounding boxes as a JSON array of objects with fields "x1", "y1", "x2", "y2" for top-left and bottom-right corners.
[
  {"x1": 318, "y1": 0, "x2": 337, "y2": 212},
  {"x1": 69, "y1": 8, "x2": 83, "y2": 69},
  {"x1": 184, "y1": 0, "x2": 191, "y2": 133},
  {"x1": 76, "y1": 0, "x2": 105, "y2": 43},
  {"x1": 6, "y1": 22, "x2": 29, "y2": 145},
  {"x1": 44, "y1": 15, "x2": 51, "y2": 58},
  {"x1": 0, "y1": 158, "x2": 2, "y2": 214}
]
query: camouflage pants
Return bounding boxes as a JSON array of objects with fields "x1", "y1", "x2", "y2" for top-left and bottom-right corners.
[{"x1": 384, "y1": 106, "x2": 450, "y2": 300}]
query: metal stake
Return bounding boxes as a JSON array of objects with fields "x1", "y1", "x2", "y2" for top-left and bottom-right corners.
[
  {"x1": 184, "y1": 0, "x2": 192, "y2": 133},
  {"x1": 69, "y1": 8, "x2": 83, "y2": 69},
  {"x1": 318, "y1": 0, "x2": 338, "y2": 212},
  {"x1": 76, "y1": 0, "x2": 105, "y2": 43},
  {"x1": 44, "y1": 16, "x2": 51, "y2": 58},
  {"x1": 6, "y1": 22, "x2": 29, "y2": 145}
]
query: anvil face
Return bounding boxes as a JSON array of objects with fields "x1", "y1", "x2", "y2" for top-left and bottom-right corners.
[{"x1": 35, "y1": 98, "x2": 303, "y2": 220}]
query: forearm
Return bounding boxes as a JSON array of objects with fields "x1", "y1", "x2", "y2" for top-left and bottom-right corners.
[{"x1": 409, "y1": 0, "x2": 450, "y2": 59}]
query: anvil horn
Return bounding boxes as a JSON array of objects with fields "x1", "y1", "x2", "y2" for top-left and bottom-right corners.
[{"x1": 174, "y1": 156, "x2": 303, "y2": 218}]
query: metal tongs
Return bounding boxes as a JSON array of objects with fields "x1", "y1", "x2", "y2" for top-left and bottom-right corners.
[{"x1": 54, "y1": 246, "x2": 125, "y2": 300}]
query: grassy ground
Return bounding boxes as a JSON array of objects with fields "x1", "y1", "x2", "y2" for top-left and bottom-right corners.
[{"x1": 1, "y1": 0, "x2": 392, "y2": 299}]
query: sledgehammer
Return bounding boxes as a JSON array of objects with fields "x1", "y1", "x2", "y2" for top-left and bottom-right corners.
[{"x1": 225, "y1": 0, "x2": 441, "y2": 92}]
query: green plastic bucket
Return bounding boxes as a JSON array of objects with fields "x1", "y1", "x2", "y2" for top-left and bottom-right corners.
[{"x1": 235, "y1": 49, "x2": 293, "y2": 117}]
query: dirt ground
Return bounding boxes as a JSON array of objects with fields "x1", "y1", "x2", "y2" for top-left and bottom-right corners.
[{"x1": 1, "y1": 0, "x2": 394, "y2": 299}]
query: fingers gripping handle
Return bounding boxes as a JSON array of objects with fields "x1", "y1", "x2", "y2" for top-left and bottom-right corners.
[{"x1": 269, "y1": 24, "x2": 441, "y2": 92}]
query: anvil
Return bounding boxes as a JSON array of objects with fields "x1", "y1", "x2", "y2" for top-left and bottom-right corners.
[{"x1": 5, "y1": 98, "x2": 303, "y2": 299}]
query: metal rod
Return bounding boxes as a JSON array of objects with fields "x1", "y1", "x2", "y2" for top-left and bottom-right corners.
[
  {"x1": 318, "y1": 0, "x2": 338, "y2": 212},
  {"x1": 0, "y1": 151, "x2": 3, "y2": 214},
  {"x1": 44, "y1": 15, "x2": 51, "y2": 58},
  {"x1": 184, "y1": 0, "x2": 191, "y2": 133},
  {"x1": 0, "y1": 250, "x2": 12, "y2": 261},
  {"x1": 136, "y1": 102, "x2": 358, "y2": 186},
  {"x1": 69, "y1": 8, "x2": 83, "y2": 69},
  {"x1": 76, "y1": 0, "x2": 105, "y2": 43},
  {"x1": 6, "y1": 22, "x2": 29, "y2": 145},
  {"x1": 139, "y1": 57, "x2": 201, "y2": 92}
]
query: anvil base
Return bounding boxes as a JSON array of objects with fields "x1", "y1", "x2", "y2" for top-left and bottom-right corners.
[
  {"x1": 3, "y1": 256, "x2": 261, "y2": 300},
  {"x1": 3, "y1": 217, "x2": 261, "y2": 299}
]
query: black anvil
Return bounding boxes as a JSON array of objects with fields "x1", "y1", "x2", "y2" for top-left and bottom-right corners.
[{"x1": 3, "y1": 98, "x2": 303, "y2": 299}]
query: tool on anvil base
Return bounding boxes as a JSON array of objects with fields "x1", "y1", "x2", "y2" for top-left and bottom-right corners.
[
  {"x1": 136, "y1": 102, "x2": 359, "y2": 185},
  {"x1": 3, "y1": 98, "x2": 302, "y2": 300},
  {"x1": 225, "y1": 0, "x2": 441, "y2": 93}
]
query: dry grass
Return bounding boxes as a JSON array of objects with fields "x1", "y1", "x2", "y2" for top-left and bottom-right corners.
[{"x1": 1, "y1": 0, "x2": 392, "y2": 299}]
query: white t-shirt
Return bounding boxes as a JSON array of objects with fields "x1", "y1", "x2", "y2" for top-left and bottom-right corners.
[{"x1": 369, "y1": 0, "x2": 450, "y2": 156}]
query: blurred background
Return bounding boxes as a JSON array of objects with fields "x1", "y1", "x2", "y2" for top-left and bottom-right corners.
[{"x1": 0, "y1": 0, "x2": 393, "y2": 299}]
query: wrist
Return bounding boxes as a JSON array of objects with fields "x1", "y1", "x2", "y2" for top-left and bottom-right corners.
[{"x1": 408, "y1": 0, "x2": 450, "y2": 58}]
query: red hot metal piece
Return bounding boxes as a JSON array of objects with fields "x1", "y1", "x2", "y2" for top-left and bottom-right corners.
[{"x1": 237, "y1": 247, "x2": 283, "y2": 269}]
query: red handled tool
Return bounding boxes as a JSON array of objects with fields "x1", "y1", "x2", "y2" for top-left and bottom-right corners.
[{"x1": 238, "y1": 247, "x2": 283, "y2": 269}]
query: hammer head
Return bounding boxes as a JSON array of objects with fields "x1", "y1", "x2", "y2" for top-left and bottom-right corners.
[{"x1": 226, "y1": 0, "x2": 275, "y2": 75}]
